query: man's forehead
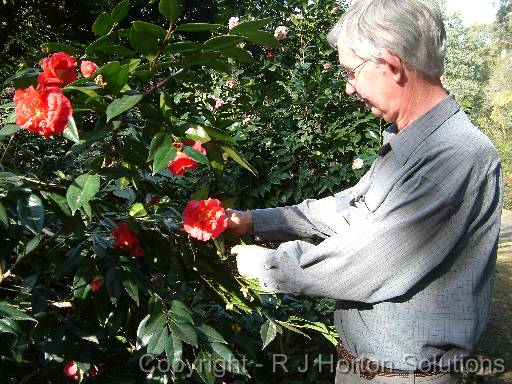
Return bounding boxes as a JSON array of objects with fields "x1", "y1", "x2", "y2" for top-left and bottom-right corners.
[{"x1": 337, "y1": 44, "x2": 358, "y2": 67}]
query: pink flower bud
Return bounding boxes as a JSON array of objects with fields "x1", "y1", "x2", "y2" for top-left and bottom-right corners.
[{"x1": 80, "y1": 61, "x2": 98, "y2": 78}]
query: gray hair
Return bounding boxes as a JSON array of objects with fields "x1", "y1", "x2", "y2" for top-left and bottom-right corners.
[{"x1": 327, "y1": 0, "x2": 446, "y2": 78}]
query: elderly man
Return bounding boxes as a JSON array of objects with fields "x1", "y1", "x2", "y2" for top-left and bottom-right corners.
[{"x1": 228, "y1": 0, "x2": 503, "y2": 383}]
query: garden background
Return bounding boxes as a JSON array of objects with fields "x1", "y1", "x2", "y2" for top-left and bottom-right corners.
[{"x1": 0, "y1": 0, "x2": 510, "y2": 383}]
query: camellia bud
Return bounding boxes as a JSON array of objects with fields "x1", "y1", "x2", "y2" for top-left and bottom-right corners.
[{"x1": 80, "y1": 60, "x2": 98, "y2": 78}]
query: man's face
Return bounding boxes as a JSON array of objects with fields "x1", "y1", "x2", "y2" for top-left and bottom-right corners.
[{"x1": 337, "y1": 44, "x2": 400, "y2": 123}]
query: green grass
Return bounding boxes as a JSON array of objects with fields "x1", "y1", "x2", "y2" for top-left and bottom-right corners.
[{"x1": 482, "y1": 125, "x2": 512, "y2": 210}]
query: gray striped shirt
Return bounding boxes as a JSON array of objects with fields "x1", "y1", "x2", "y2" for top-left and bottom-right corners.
[{"x1": 250, "y1": 95, "x2": 503, "y2": 370}]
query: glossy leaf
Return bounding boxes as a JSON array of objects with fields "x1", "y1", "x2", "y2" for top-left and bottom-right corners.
[
  {"x1": 112, "y1": 0, "x2": 130, "y2": 24},
  {"x1": 195, "y1": 352, "x2": 215, "y2": 384},
  {"x1": 196, "y1": 324, "x2": 226, "y2": 344},
  {"x1": 0, "y1": 124, "x2": 20, "y2": 137},
  {"x1": 106, "y1": 94, "x2": 143, "y2": 121},
  {"x1": 149, "y1": 134, "x2": 176, "y2": 175},
  {"x1": 63, "y1": 116, "x2": 79, "y2": 143},
  {"x1": 169, "y1": 300, "x2": 193, "y2": 324},
  {"x1": 17, "y1": 194, "x2": 45, "y2": 235},
  {"x1": 183, "y1": 145, "x2": 209, "y2": 166},
  {"x1": 105, "y1": 267, "x2": 123, "y2": 304},
  {"x1": 129, "y1": 202, "x2": 147, "y2": 218},
  {"x1": 239, "y1": 30, "x2": 279, "y2": 47},
  {"x1": 0, "y1": 201, "x2": 8, "y2": 225},
  {"x1": 147, "y1": 327, "x2": 168, "y2": 355},
  {"x1": 229, "y1": 19, "x2": 272, "y2": 34},
  {"x1": 159, "y1": 0, "x2": 181, "y2": 23},
  {"x1": 92, "y1": 12, "x2": 114, "y2": 36},
  {"x1": 203, "y1": 35, "x2": 245, "y2": 52},
  {"x1": 170, "y1": 320, "x2": 197, "y2": 347},
  {"x1": 185, "y1": 125, "x2": 210, "y2": 143},
  {"x1": 0, "y1": 302, "x2": 36, "y2": 322},
  {"x1": 260, "y1": 319, "x2": 280, "y2": 349},
  {"x1": 222, "y1": 146, "x2": 257, "y2": 175},
  {"x1": 66, "y1": 173, "x2": 101, "y2": 214},
  {"x1": 175, "y1": 23, "x2": 221, "y2": 32}
]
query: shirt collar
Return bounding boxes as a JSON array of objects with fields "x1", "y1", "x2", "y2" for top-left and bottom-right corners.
[{"x1": 381, "y1": 94, "x2": 460, "y2": 165}]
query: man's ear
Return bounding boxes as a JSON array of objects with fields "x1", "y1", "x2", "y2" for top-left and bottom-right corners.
[{"x1": 381, "y1": 51, "x2": 405, "y2": 84}]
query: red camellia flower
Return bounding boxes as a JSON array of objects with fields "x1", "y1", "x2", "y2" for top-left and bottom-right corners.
[
  {"x1": 91, "y1": 276, "x2": 103, "y2": 292},
  {"x1": 14, "y1": 85, "x2": 73, "y2": 137},
  {"x1": 38, "y1": 52, "x2": 78, "y2": 87},
  {"x1": 167, "y1": 141, "x2": 206, "y2": 177},
  {"x1": 80, "y1": 60, "x2": 98, "y2": 78},
  {"x1": 112, "y1": 222, "x2": 144, "y2": 257},
  {"x1": 266, "y1": 50, "x2": 275, "y2": 60},
  {"x1": 63, "y1": 360, "x2": 79, "y2": 381},
  {"x1": 182, "y1": 198, "x2": 227, "y2": 241}
]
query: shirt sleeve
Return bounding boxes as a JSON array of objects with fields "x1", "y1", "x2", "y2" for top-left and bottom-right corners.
[
  {"x1": 252, "y1": 169, "x2": 373, "y2": 241},
  {"x1": 253, "y1": 167, "x2": 501, "y2": 304}
]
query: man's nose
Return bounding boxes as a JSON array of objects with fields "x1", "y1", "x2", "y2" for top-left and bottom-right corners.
[{"x1": 345, "y1": 81, "x2": 356, "y2": 96}]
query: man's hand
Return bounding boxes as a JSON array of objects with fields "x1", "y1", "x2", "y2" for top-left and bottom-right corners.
[
  {"x1": 225, "y1": 209, "x2": 253, "y2": 236},
  {"x1": 231, "y1": 245, "x2": 271, "y2": 279}
]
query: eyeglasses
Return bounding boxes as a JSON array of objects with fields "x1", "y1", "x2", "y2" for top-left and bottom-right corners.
[{"x1": 338, "y1": 59, "x2": 370, "y2": 87}]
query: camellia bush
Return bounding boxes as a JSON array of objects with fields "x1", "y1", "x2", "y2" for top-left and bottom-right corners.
[{"x1": 0, "y1": 0, "x2": 380, "y2": 383}]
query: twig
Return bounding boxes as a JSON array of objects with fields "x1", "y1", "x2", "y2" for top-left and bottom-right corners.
[{"x1": 143, "y1": 69, "x2": 184, "y2": 97}]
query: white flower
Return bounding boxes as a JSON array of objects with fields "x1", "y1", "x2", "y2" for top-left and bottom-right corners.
[
  {"x1": 352, "y1": 158, "x2": 364, "y2": 170},
  {"x1": 322, "y1": 63, "x2": 332, "y2": 73},
  {"x1": 274, "y1": 25, "x2": 288, "y2": 41},
  {"x1": 228, "y1": 16, "x2": 240, "y2": 30}
]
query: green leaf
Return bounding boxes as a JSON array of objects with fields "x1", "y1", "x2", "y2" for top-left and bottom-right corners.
[
  {"x1": 129, "y1": 202, "x2": 147, "y2": 218},
  {"x1": 170, "y1": 320, "x2": 197, "y2": 347},
  {"x1": 0, "y1": 318, "x2": 20, "y2": 334},
  {"x1": 106, "y1": 94, "x2": 143, "y2": 121},
  {"x1": 169, "y1": 300, "x2": 193, "y2": 324},
  {"x1": 66, "y1": 173, "x2": 101, "y2": 215},
  {"x1": 129, "y1": 26, "x2": 159, "y2": 59},
  {"x1": 0, "y1": 201, "x2": 8, "y2": 226},
  {"x1": 229, "y1": 19, "x2": 272, "y2": 34},
  {"x1": 222, "y1": 146, "x2": 257, "y2": 175},
  {"x1": 196, "y1": 324, "x2": 226, "y2": 344},
  {"x1": 133, "y1": 21, "x2": 167, "y2": 37},
  {"x1": 176, "y1": 52, "x2": 220, "y2": 69},
  {"x1": 165, "y1": 42, "x2": 203, "y2": 54},
  {"x1": 239, "y1": 30, "x2": 279, "y2": 47},
  {"x1": 183, "y1": 145, "x2": 209, "y2": 166},
  {"x1": 112, "y1": 0, "x2": 130, "y2": 24},
  {"x1": 195, "y1": 352, "x2": 215, "y2": 384},
  {"x1": 160, "y1": 91, "x2": 173, "y2": 121},
  {"x1": 2, "y1": 68, "x2": 39, "y2": 87},
  {"x1": 190, "y1": 185, "x2": 209, "y2": 200},
  {"x1": 207, "y1": 343, "x2": 246, "y2": 375},
  {"x1": 147, "y1": 327, "x2": 168, "y2": 355},
  {"x1": 150, "y1": 134, "x2": 176, "y2": 175},
  {"x1": 159, "y1": 0, "x2": 181, "y2": 23},
  {"x1": 222, "y1": 47, "x2": 255, "y2": 63},
  {"x1": 185, "y1": 125, "x2": 210, "y2": 143},
  {"x1": 137, "y1": 313, "x2": 167, "y2": 349},
  {"x1": 260, "y1": 319, "x2": 280, "y2": 349},
  {"x1": 205, "y1": 145, "x2": 224, "y2": 178},
  {"x1": 202, "y1": 35, "x2": 245, "y2": 52},
  {"x1": 0, "y1": 302, "x2": 36, "y2": 322},
  {"x1": 0, "y1": 124, "x2": 20, "y2": 137},
  {"x1": 63, "y1": 116, "x2": 79, "y2": 143},
  {"x1": 122, "y1": 274, "x2": 140, "y2": 306},
  {"x1": 105, "y1": 267, "x2": 123, "y2": 304},
  {"x1": 41, "y1": 43, "x2": 81, "y2": 55},
  {"x1": 47, "y1": 192, "x2": 72, "y2": 216},
  {"x1": 204, "y1": 126, "x2": 236, "y2": 145},
  {"x1": 175, "y1": 23, "x2": 222, "y2": 32},
  {"x1": 86, "y1": 32, "x2": 118, "y2": 55},
  {"x1": 17, "y1": 194, "x2": 45, "y2": 235},
  {"x1": 92, "y1": 12, "x2": 114, "y2": 36},
  {"x1": 165, "y1": 334, "x2": 183, "y2": 370}
]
